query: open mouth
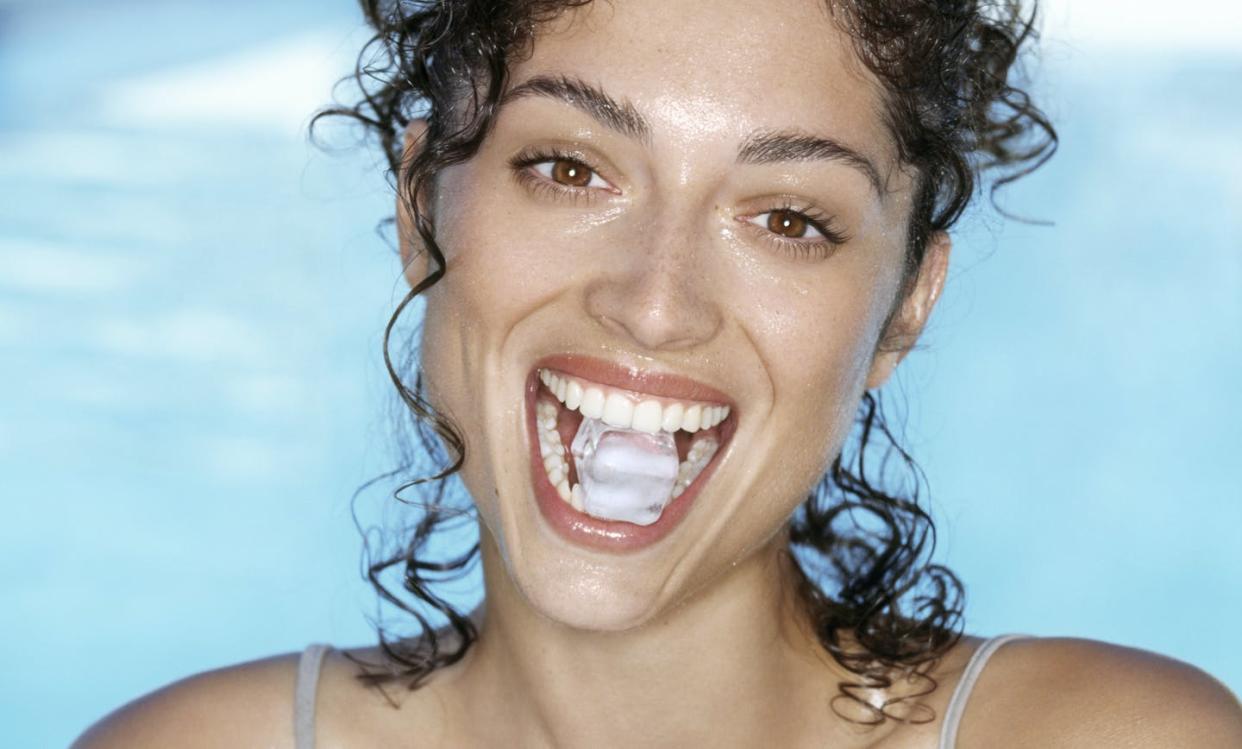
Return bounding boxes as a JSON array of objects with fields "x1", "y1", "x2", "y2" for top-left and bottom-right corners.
[{"x1": 524, "y1": 357, "x2": 736, "y2": 552}]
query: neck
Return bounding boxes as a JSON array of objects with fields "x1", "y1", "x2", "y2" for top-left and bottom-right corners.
[{"x1": 452, "y1": 529, "x2": 857, "y2": 748}]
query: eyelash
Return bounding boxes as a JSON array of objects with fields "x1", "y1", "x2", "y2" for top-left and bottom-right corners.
[
  {"x1": 753, "y1": 202, "x2": 850, "y2": 261},
  {"x1": 507, "y1": 146, "x2": 850, "y2": 259},
  {"x1": 508, "y1": 146, "x2": 611, "y2": 206}
]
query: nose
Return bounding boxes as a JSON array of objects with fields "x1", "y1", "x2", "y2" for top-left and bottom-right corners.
[{"x1": 583, "y1": 208, "x2": 724, "y2": 352}]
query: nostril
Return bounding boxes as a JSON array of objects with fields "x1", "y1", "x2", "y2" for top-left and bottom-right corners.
[{"x1": 591, "y1": 311, "x2": 623, "y2": 336}]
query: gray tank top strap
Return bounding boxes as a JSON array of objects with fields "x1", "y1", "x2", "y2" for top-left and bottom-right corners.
[
  {"x1": 294, "y1": 643, "x2": 332, "y2": 749},
  {"x1": 937, "y1": 634, "x2": 1031, "y2": 748}
]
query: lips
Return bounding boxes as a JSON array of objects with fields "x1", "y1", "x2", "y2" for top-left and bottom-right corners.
[
  {"x1": 535, "y1": 354, "x2": 737, "y2": 406},
  {"x1": 523, "y1": 354, "x2": 736, "y2": 553}
]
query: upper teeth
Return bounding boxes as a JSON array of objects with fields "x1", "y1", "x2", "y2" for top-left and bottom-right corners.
[{"x1": 538, "y1": 368, "x2": 731, "y2": 435}]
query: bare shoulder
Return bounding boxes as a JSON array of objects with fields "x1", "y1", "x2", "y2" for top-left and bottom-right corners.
[
  {"x1": 70, "y1": 649, "x2": 304, "y2": 749},
  {"x1": 312, "y1": 638, "x2": 473, "y2": 747},
  {"x1": 958, "y1": 636, "x2": 1242, "y2": 748}
]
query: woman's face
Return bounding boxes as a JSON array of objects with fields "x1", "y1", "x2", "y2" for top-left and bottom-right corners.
[{"x1": 408, "y1": 0, "x2": 947, "y2": 629}]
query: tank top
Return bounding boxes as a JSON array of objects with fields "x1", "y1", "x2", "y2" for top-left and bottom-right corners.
[{"x1": 293, "y1": 633, "x2": 1029, "y2": 748}]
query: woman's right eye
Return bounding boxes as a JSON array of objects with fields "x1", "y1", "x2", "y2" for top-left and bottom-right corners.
[
  {"x1": 508, "y1": 148, "x2": 619, "y2": 204},
  {"x1": 532, "y1": 158, "x2": 610, "y2": 190}
]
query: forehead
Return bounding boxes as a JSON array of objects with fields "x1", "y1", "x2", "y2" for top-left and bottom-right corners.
[{"x1": 507, "y1": 0, "x2": 899, "y2": 182}]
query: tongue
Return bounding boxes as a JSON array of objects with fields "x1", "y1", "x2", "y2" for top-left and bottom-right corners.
[{"x1": 570, "y1": 416, "x2": 680, "y2": 526}]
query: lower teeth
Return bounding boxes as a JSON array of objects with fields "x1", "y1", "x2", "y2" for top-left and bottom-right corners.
[{"x1": 535, "y1": 398, "x2": 719, "y2": 525}]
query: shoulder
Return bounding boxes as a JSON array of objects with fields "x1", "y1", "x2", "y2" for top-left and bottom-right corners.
[
  {"x1": 957, "y1": 636, "x2": 1242, "y2": 748},
  {"x1": 71, "y1": 648, "x2": 306, "y2": 749},
  {"x1": 72, "y1": 625, "x2": 475, "y2": 749}
]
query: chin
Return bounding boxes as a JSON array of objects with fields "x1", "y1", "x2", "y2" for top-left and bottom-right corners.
[{"x1": 513, "y1": 558, "x2": 668, "y2": 632}]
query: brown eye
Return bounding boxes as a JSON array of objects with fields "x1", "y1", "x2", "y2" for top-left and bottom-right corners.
[
  {"x1": 767, "y1": 209, "x2": 807, "y2": 238},
  {"x1": 550, "y1": 158, "x2": 593, "y2": 187}
]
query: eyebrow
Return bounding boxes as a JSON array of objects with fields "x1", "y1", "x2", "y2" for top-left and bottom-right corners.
[
  {"x1": 500, "y1": 73, "x2": 885, "y2": 197},
  {"x1": 737, "y1": 130, "x2": 883, "y2": 196},
  {"x1": 501, "y1": 74, "x2": 653, "y2": 146}
]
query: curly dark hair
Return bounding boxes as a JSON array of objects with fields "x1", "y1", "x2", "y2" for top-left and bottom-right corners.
[{"x1": 312, "y1": 0, "x2": 1057, "y2": 725}]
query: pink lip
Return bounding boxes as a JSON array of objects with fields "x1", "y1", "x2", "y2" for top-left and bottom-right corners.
[
  {"x1": 532, "y1": 354, "x2": 737, "y2": 407},
  {"x1": 523, "y1": 358, "x2": 735, "y2": 554}
]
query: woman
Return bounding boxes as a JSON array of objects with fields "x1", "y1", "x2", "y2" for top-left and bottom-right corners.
[{"x1": 76, "y1": 0, "x2": 1242, "y2": 746}]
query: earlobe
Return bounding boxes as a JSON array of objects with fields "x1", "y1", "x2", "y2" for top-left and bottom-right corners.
[
  {"x1": 864, "y1": 231, "x2": 953, "y2": 390},
  {"x1": 397, "y1": 117, "x2": 432, "y2": 289}
]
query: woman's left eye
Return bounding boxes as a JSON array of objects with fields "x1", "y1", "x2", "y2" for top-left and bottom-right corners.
[
  {"x1": 742, "y1": 206, "x2": 849, "y2": 257},
  {"x1": 747, "y1": 209, "x2": 827, "y2": 241}
]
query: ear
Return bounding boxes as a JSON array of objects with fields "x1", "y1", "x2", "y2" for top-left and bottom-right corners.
[
  {"x1": 864, "y1": 230, "x2": 952, "y2": 390},
  {"x1": 397, "y1": 117, "x2": 432, "y2": 289}
]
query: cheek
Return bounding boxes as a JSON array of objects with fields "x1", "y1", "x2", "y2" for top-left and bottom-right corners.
[
  {"x1": 729, "y1": 239, "x2": 897, "y2": 398},
  {"x1": 723, "y1": 242, "x2": 899, "y2": 498},
  {"x1": 417, "y1": 163, "x2": 576, "y2": 502},
  {"x1": 425, "y1": 163, "x2": 539, "y2": 323},
  {"x1": 427, "y1": 169, "x2": 576, "y2": 324}
]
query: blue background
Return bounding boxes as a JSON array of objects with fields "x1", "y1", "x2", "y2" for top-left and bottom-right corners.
[{"x1": 1, "y1": 1, "x2": 1238, "y2": 746}]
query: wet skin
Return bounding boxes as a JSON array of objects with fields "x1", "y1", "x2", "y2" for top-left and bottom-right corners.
[
  {"x1": 410, "y1": 0, "x2": 940, "y2": 617},
  {"x1": 395, "y1": 0, "x2": 951, "y2": 745}
]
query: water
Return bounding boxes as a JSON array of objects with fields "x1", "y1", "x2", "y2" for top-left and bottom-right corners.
[{"x1": 1, "y1": 2, "x2": 1238, "y2": 746}]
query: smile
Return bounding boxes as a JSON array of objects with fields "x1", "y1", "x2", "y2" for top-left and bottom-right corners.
[{"x1": 524, "y1": 355, "x2": 737, "y2": 553}]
